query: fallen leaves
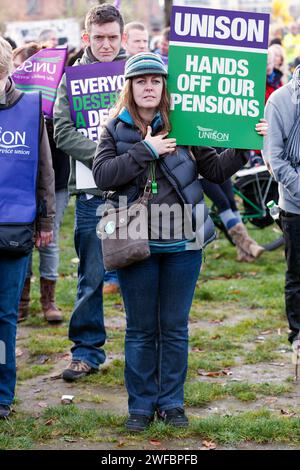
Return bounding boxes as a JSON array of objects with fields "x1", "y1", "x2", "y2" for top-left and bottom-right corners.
[
  {"x1": 200, "y1": 440, "x2": 217, "y2": 450},
  {"x1": 211, "y1": 334, "x2": 221, "y2": 340},
  {"x1": 263, "y1": 396, "x2": 278, "y2": 405},
  {"x1": 36, "y1": 355, "x2": 50, "y2": 364},
  {"x1": 15, "y1": 347, "x2": 23, "y2": 358},
  {"x1": 198, "y1": 368, "x2": 232, "y2": 377},
  {"x1": 62, "y1": 437, "x2": 77, "y2": 443},
  {"x1": 37, "y1": 402, "x2": 48, "y2": 408},
  {"x1": 113, "y1": 303, "x2": 123, "y2": 310},
  {"x1": 280, "y1": 409, "x2": 297, "y2": 418},
  {"x1": 254, "y1": 336, "x2": 266, "y2": 343},
  {"x1": 209, "y1": 319, "x2": 223, "y2": 325},
  {"x1": 49, "y1": 374, "x2": 63, "y2": 381},
  {"x1": 149, "y1": 439, "x2": 162, "y2": 446},
  {"x1": 117, "y1": 440, "x2": 126, "y2": 448},
  {"x1": 44, "y1": 418, "x2": 55, "y2": 426},
  {"x1": 191, "y1": 347, "x2": 204, "y2": 353},
  {"x1": 207, "y1": 273, "x2": 251, "y2": 281},
  {"x1": 59, "y1": 353, "x2": 71, "y2": 361}
]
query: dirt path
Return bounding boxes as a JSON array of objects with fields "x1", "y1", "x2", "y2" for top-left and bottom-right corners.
[{"x1": 14, "y1": 306, "x2": 300, "y2": 451}]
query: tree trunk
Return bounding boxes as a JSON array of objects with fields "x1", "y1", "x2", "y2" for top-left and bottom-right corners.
[{"x1": 164, "y1": 0, "x2": 173, "y2": 27}]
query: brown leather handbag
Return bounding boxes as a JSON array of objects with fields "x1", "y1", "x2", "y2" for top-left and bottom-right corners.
[{"x1": 96, "y1": 180, "x2": 152, "y2": 271}]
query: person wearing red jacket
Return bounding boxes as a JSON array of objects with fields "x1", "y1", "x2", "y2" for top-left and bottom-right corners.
[{"x1": 266, "y1": 44, "x2": 285, "y2": 103}]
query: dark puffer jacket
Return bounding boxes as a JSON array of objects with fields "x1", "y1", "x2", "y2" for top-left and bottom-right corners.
[{"x1": 92, "y1": 109, "x2": 247, "y2": 247}]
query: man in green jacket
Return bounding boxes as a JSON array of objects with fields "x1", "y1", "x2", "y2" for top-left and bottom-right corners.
[{"x1": 53, "y1": 3, "x2": 125, "y2": 382}]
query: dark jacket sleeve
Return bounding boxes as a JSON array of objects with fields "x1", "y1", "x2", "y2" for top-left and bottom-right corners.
[
  {"x1": 36, "y1": 115, "x2": 55, "y2": 232},
  {"x1": 192, "y1": 146, "x2": 248, "y2": 183},
  {"x1": 92, "y1": 127, "x2": 156, "y2": 191}
]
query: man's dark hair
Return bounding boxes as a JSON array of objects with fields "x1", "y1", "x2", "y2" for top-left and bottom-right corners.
[
  {"x1": 269, "y1": 38, "x2": 282, "y2": 46},
  {"x1": 85, "y1": 3, "x2": 124, "y2": 35}
]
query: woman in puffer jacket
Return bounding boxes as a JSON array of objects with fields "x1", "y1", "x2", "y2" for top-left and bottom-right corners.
[{"x1": 92, "y1": 52, "x2": 268, "y2": 432}]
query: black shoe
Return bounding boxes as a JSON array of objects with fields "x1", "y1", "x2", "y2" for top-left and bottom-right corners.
[
  {"x1": 157, "y1": 407, "x2": 189, "y2": 427},
  {"x1": 62, "y1": 360, "x2": 96, "y2": 382},
  {"x1": 126, "y1": 414, "x2": 154, "y2": 432},
  {"x1": 0, "y1": 405, "x2": 11, "y2": 419}
]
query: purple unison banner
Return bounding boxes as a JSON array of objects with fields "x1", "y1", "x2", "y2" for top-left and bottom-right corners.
[
  {"x1": 12, "y1": 48, "x2": 67, "y2": 119},
  {"x1": 65, "y1": 61, "x2": 126, "y2": 142},
  {"x1": 170, "y1": 6, "x2": 269, "y2": 50}
]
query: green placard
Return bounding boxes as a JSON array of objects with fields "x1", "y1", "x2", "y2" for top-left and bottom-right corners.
[
  {"x1": 168, "y1": 6, "x2": 269, "y2": 150},
  {"x1": 168, "y1": 46, "x2": 267, "y2": 149}
]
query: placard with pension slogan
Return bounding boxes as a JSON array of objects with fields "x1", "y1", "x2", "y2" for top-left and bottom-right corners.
[{"x1": 167, "y1": 6, "x2": 269, "y2": 149}]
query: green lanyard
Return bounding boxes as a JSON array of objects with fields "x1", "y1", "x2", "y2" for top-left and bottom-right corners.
[{"x1": 150, "y1": 161, "x2": 158, "y2": 195}]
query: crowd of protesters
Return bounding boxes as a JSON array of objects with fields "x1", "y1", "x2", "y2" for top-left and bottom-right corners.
[{"x1": 0, "y1": 3, "x2": 299, "y2": 432}]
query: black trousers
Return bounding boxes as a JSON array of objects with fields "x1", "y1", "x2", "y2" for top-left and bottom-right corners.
[{"x1": 281, "y1": 212, "x2": 300, "y2": 343}]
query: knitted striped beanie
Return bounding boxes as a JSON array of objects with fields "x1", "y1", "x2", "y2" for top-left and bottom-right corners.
[{"x1": 125, "y1": 52, "x2": 167, "y2": 79}]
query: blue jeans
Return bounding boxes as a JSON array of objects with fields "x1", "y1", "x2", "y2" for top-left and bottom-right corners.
[
  {"x1": 68, "y1": 194, "x2": 106, "y2": 368},
  {"x1": 117, "y1": 250, "x2": 202, "y2": 416},
  {"x1": 104, "y1": 270, "x2": 119, "y2": 286},
  {"x1": 0, "y1": 254, "x2": 29, "y2": 405},
  {"x1": 26, "y1": 188, "x2": 69, "y2": 280}
]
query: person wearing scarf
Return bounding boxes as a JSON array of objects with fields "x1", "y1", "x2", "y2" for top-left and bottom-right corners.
[{"x1": 263, "y1": 65, "x2": 300, "y2": 352}]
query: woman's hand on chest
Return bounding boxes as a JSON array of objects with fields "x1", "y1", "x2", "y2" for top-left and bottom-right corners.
[{"x1": 144, "y1": 126, "x2": 177, "y2": 156}]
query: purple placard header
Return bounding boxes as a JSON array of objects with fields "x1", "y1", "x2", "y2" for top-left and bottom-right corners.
[
  {"x1": 65, "y1": 60, "x2": 125, "y2": 141},
  {"x1": 170, "y1": 6, "x2": 269, "y2": 50}
]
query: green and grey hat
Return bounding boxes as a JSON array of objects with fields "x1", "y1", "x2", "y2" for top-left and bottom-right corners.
[{"x1": 125, "y1": 52, "x2": 167, "y2": 79}]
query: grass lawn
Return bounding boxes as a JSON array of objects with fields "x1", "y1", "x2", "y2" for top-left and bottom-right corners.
[{"x1": 2, "y1": 199, "x2": 300, "y2": 450}]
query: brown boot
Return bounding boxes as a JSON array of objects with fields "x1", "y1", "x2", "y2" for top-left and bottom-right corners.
[
  {"x1": 18, "y1": 277, "x2": 31, "y2": 322},
  {"x1": 236, "y1": 246, "x2": 255, "y2": 263},
  {"x1": 228, "y1": 222, "x2": 264, "y2": 259},
  {"x1": 40, "y1": 278, "x2": 63, "y2": 323}
]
